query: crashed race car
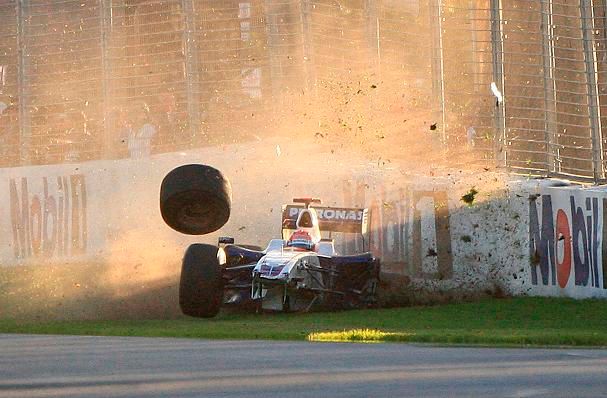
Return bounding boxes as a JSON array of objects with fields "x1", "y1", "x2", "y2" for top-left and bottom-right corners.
[{"x1": 159, "y1": 165, "x2": 380, "y2": 318}]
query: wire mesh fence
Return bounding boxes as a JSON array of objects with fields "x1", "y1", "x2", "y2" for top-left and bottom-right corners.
[
  {"x1": 0, "y1": 0, "x2": 19, "y2": 167},
  {"x1": 1, "y1": 0, "x2": 607, "y2": 183},
  {"x1": 496, "y1": 0, "x2": 607, "y2": 181},
  {"x1": 20, "y1": 0, "x2": 106, "y2": 165},
  {"x1": 438, "y1": 1, "x2": 495, "y2": 156},
  {"x1": 106, "y1": 0, "x2": 197, "y2": 159},
  {"x1": 499, "y1": 0, "x2": 598, "y2": 179}
]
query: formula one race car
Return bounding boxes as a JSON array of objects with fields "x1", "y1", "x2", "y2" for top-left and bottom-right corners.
[{"x1": 159, "y1": 165, "x2": 380, "y2": 318}]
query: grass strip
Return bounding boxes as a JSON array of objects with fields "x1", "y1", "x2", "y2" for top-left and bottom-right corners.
[
  {"x1": 1, "y1": 297, "x2": 606, "y2": 347},
  {"x1": 307, "y1": 328, "x2": 414, "y2": 342}
]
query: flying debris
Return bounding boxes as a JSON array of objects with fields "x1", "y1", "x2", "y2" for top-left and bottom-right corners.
[
  {"x1": 461, "y1": 188, "x2": 479, "y2": 205},
  {"x1": 490, "y1": 82, "x2": 503, "y2": 104}
]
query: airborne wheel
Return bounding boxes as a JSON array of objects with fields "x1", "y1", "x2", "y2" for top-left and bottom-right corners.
[{"x1": 160, "y1": 164, "x2": 232, "y2": 235}]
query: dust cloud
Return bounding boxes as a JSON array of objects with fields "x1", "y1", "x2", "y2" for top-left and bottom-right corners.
[
  {"x1": 1, "y1": 230, "x2": 184, "y2": 321},
  {"x1": 1, "y1": 25, "x2": 499, "y2": 322}
]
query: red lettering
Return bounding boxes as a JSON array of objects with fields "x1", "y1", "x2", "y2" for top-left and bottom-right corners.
[
  {"x1": 30, "y1": 196, "x2": 42, "y2": 256},
  {"x1": 555, "y1": 209, "x2": 572, "y2": 288},
  {"x1": 9, "y1": 174, "x2": 87, "y2": 260}
]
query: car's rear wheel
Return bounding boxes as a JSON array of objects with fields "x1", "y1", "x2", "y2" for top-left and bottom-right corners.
[
  {"x1": 160, "y1": 164, "x2": 232, "y2": 235},
  {"x1": 179, "y1": 244, "x2": 224, "y2": 318}
]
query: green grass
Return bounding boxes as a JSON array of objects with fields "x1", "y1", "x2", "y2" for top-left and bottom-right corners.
[
  {"x1": 308, "y1": 328, "x2": 413, "y2": 342},
  {"x1": 1, "y1": 297, "x2": 606, "y2": 347}
]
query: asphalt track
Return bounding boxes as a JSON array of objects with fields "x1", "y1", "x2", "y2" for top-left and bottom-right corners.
[{"x1": 1, "y1": 334, "x2": 607, "y2": 398}]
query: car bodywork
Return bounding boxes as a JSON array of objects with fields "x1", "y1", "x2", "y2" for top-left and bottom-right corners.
[{"x1": 220, "y1": 199, "x2": 380, "y2": 312}]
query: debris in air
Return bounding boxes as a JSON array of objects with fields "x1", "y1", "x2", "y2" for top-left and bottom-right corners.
[
  {"x1": 461, "y1": 188, "x2": 478, "y2": 205},
  {"x1": 490, "y1": 82, "x2": 503, "y2": 104},
  {"x1": 430, "y1": 123, "x2": 437, "y2": 131}
]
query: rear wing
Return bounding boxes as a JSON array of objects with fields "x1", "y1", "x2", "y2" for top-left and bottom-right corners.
[{"x1": 281, "y1": 205, "x2": 369, "y2": 235}]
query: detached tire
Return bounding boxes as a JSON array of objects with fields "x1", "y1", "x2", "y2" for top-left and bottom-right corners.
[
  {"x1": 160, "y1": 164, "x2": 232, "y2": 235},
  {"x1": 179, "y1": 244, "x2": 224, "y2": 318}
]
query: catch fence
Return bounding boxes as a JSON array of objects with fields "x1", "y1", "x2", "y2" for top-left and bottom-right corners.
[
  {"x1": 496, "y1": 0, "x2": 607, "y2": 181},
  {"x1": 0, "y1": 0, "x2": 606, "y2": 183}
]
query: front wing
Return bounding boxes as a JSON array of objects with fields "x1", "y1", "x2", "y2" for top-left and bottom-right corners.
[{"x1": 222, "y1": 245, "x2": 380, "y2": 311}]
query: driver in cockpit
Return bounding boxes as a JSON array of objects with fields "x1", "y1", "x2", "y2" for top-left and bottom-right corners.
[{"x1": 286, "y1": 208, "x2": 321, "y2": 251}]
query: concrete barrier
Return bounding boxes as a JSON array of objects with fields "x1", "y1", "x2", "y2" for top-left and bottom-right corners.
[
  {"x1": 526, "y1": 182, "x2": 607, "y2": 298},
  {"x1": 357, "y1": 173, "x2": 607, "y2": 300},
  {"x1": 1, "y1": 142, "x2": 606, "y2": 314}
]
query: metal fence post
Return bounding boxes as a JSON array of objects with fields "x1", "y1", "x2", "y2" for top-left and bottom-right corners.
[
  {"x1": 541, "y1": 0, "x2": 558, "y2": 175},
  {"x1": 100, "y1": 0, "x2": 112, "y2": 158},
  {"x1": 300, "y1": 0, "x2": 316, "y2": 96},
  {"x1": 364, "y1": 0, "x2": 380, "y2": 75},
  {"x1": 580, "y1": 0, "x2": 604, "y2": 182},
  {"x1": 430, "y1": 0, "x2": 446, "y2": 144},
  {"x1": 490, "y1": 0, "x2": 506, "y2": 167},
  {"x1": 182, "y1": 0, "x2": 200, "y2": 146},
  {"x1": 364, "y1": 0, "x2": 380, "y2": 116},
  {"x1": 468, "y1": 0, "x2": 479, "y2": 93},
  {"x1": 263, "y1": 0, "x2": 282, "y2": 116},
  {"x1": 16, "y1": 0, "x2": 30, "y2": 165}
]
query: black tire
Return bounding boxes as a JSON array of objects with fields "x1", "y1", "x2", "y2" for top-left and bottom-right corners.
[
  {"x1": 179, "y1": 244, "x2": 224, "y2": 318},
  {"x1": 160, "y1": 164, "x2": 232, "y2": 235}
]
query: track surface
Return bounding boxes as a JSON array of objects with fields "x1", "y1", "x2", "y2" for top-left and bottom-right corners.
[{"x1": 1, "y1": 334, "x2": 607, "y2": 398}]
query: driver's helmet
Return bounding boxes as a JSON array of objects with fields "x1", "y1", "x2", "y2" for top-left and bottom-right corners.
[{"x1": 286, "y1": 229, "x2": 315, "y2": 251}]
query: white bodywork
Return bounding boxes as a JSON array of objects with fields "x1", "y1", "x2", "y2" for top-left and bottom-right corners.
[
  {"x1": 251, "y1": 241, "x2": 325, "y2": 311},
  {"x1": 245, "y1": 200, "x2": 368, "y2": 311}
]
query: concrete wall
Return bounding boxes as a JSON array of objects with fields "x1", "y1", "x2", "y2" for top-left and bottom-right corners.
[
  {"x1": 357, "y1": 173, "x2": 607, "y2": 300},
  {"x1": 527, "y1": 183, "x2": 607, "y2": 298},
  {"x1": 1, "y1": 144, "x2": 607, "y2": 302},
  {"x1": 0, "y1": 141, "x2": 359, "y2": 268}
]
